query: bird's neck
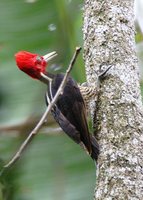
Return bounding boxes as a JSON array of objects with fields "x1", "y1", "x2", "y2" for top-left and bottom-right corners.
[{"x1": 39, "y1": 71, "x2": 54, "y2": 84}]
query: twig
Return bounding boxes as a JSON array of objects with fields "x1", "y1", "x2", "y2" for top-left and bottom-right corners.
[{"x1": 2, "y1": 46, "x2": 81, "y2": 171}]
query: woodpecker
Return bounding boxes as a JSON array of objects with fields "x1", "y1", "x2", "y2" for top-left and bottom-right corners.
[{"x1": 15, "y1": 50, "x2": 100, "y2": 161}]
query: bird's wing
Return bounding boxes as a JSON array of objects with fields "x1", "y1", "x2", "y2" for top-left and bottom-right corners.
[
  {"x1": 49, "y1": 74, "x2": 92, "y2": 154},
  {"x1": 51, "y1": 105, "x2": 81, "y2": 143}
]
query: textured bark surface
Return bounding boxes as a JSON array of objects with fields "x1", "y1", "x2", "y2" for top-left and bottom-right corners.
[{"x1": 83, "y1": 0, "x2": 143, "y2": 199}]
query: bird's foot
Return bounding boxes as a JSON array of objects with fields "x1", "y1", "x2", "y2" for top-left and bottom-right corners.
[{"x1": 98, "y1": 65, "x2": 112, "y2": 80}]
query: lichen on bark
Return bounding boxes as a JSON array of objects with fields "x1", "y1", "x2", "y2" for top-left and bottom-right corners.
[{"x1": 83, "y1": 0, "x2": 143, "y2": 199}]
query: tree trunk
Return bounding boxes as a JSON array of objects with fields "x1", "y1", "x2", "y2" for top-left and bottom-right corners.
[{"x1": 83, "y1": 0, "x2": 143, "y2": 199}]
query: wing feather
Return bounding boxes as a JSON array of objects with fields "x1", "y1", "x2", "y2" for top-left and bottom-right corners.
[{"x1": 47, "y1": 74, "x2": 92, "y2": 154}]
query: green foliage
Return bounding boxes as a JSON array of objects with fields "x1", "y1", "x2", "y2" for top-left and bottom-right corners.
[
  {"x1": 0, "y1": 0, "x2": 84, "y2": 125},
  {"x1": 0, "y1": 1, "x2": 96, "y2": 199},
  {"x1": 0, "y1": 134, "x2": 96, "y2": 200}
]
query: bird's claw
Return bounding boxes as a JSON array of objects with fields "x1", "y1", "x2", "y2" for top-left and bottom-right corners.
[{"x1": 98, "y1": 65, "x2": 112, "y2": 80}]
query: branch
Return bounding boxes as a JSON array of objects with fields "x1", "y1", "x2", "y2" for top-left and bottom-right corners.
[
  {"x1": 1, "y1": 46, "x2": 81, "y2": 172},
  {"x1": 0, "y1": 115, "x2": 57, "y2": 135}
]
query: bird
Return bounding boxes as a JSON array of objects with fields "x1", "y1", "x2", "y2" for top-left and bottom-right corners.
[{"x1": 15, "y1": 50, "x2": 99, "y2": 161}]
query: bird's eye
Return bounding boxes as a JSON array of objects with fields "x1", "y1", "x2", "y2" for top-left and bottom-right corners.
[{"x1": 36, "y1": 56, "x2": 42, "y2": 64}]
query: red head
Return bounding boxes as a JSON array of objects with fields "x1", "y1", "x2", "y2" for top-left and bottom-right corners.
[{"x1": 15, "y1": 51, "x2": 57, "y2": 79}]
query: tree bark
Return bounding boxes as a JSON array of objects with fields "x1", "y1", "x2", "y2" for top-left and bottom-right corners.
[{"x1": 83, "y1": 0, "x2": 143, "y2": 199}]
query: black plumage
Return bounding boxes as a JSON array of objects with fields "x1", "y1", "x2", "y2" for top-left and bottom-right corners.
[{"x1": 45, "y1": 73, "x2": 99, "y2": 161}]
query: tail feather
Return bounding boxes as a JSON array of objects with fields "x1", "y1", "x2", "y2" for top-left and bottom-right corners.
[{"x1": 90, "y1": 136, "x2": 99, "y2": 161}]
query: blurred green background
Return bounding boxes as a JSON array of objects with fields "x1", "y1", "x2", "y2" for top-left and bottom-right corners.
[
  {"x1": 0, "y1": 0, "x2": 143, "y2": 200},
  {"x1": 0, "y1": 1, "x2": 95, "y2": 200}
]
